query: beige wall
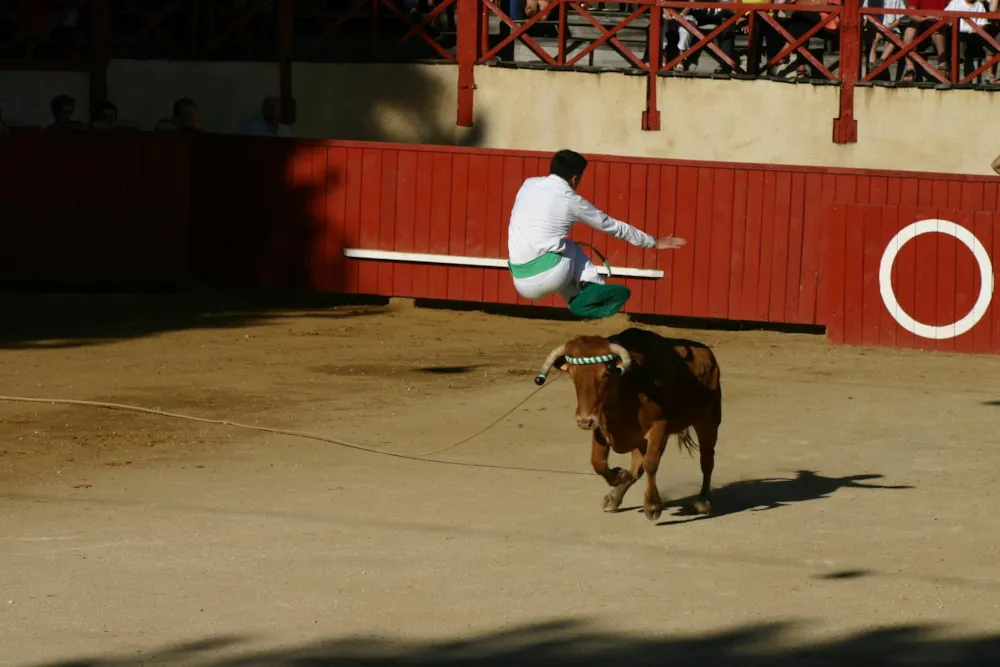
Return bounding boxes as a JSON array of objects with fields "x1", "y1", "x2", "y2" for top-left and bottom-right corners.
[
  {"x1": 4, "y1": 62, "x2": 999, "y2": 176},
  {"x1": 473, "y1": 67, "x2": 842, "y2": 166},
  {"x1": 289, "y1": 63, "x2": 1000, "y2": 176},
  {"x1": 292, "y1": 62, "x2": 478, "y2": 146},
  {"x1": 0, "y1": 71, "x2": 89, "y2": 128},
  {"x1": 853, "y1": 86, "x2": 1000, "y2": 176}
]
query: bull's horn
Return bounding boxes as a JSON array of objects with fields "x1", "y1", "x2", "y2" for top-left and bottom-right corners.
[
  {"x1": 607, "y1": 343, "x2": 632, "y2": 371},
  {"x1": 534, "y1": 344, "x2": 567, "y2": 385}
]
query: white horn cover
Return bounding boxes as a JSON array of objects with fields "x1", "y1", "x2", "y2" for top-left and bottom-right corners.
[
  {"x1": 534, "y1": 344, "x2": 567, "y2": 385},
  {"x1": 607, "y1": 343, "x2": 632, "y2": 371}
]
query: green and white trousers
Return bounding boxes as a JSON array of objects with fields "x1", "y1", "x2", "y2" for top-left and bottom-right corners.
[{"x1": 507, "y1": 240, "x2": 605, "y2": 303}]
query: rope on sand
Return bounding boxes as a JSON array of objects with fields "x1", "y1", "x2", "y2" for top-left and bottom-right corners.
[{"x1": 0, "y1": 376, "x2": 585, "y2": 477}]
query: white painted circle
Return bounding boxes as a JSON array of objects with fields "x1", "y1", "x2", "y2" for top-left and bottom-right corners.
[{"x1": 879, "y1": 219, "x2": 994, "y2": 340}]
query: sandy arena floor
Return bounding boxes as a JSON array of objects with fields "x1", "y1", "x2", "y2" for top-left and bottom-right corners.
[{"x1": 1, "y1": 293, "x2": 1000, "y2": 666}]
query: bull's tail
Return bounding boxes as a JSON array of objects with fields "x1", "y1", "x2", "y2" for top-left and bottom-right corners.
[{"x1": 675, "y1": 428, "x2": 699, "y2": 458}]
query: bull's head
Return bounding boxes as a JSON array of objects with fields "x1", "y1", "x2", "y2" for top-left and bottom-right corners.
[{"x1": 534, "y1": 337, "x2": 634, "y2": 431}]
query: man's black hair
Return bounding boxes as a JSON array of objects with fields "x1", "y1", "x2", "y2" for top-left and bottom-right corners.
[
  {"x1": 91, "y1": 101, "x2": 118, "y2": 120},
  {"x1": 549, "y1": 149, "x2": 588, "y2": 182},
  {"x1": 173, "y1": 97, "x2": 196, "y2": 117},
  {"x1": 50, "y1": 94, "x2": 74, "y2": 117}
]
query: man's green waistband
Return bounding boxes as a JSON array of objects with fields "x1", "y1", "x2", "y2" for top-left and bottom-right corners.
[{"x1": 507, "y1": 251, "x2": 564, "y2": 280}]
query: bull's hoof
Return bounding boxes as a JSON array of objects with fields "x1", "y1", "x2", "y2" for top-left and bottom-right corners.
[
  {"x1": 602, "y1": 491, "x2": 623, "y2": 512},
  {"x1": 643, "y1": 502, "x2": 662, "y2": 522},
  {"x1": 693, "y1": 498, "x2": 712, "y2": 515}
]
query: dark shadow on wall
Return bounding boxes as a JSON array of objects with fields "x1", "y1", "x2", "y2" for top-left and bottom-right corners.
[
  {"x1": 24, "y1": 619, "x2": 1000, "y2": 667},
  {"x1": 0, "y1": 60, "x2": 488, "y2": 347},
  {"x1": 309, "y1": 63, "x2": 486, "y2": 147}
]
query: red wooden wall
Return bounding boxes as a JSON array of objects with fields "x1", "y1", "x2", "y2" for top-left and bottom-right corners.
[
  {"x1": 0, "y1": 130, "x2": 191, "y2": 289},
  {"x1": 825, "y1": 175, "x2": 1000, "y2": 354},
  {"x1": 187, "y1": 135, "x2": 834, "y2": 326},
  {"x1": 2, "y1": 131, "x2": 998, "y2": 354}
]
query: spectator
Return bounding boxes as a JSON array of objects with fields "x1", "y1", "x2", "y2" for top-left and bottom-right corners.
[
  {"x1": 524, "y1": 0, "x2": 549, "y2": 15},
  {"x1": 673, "y1": 4, "x2": 710, "y2": 73},
  {"x1": 89, "y1": 101, "x2": 119, "y2": 130},
  {"x1": 775, "y1": 0, "x2": 842, "y2": 80},
  {"x1": 738, "y1": 0, "x2": 782, "y2": 76},
  {"x1": 243, "y1": 95, "x2": 292, "y2": 137},
  {"x1": 864, "y1": 0, "x2": 907, "y2": 78},
  {"x1": 155, "y1": 97, "x2": 204, "y2": 131},
  {"x1": 945, "y1": 0, "x2": 991, "y2": 80},
  {"x1": 414, "y1": 0, "x2": 456, "y2": 31},
  {"x1": 522, "y1": 0, "x2": 561, "y2": 38},
  {"x1": 641, "y1": 3, "x2": 701, "y2": 72},
  {"x1": 46, "y1": 94, "x2": 87, "y2": 130},
  {"x1": 900, "y1": 0, "x2": 949, "y2": 81}
]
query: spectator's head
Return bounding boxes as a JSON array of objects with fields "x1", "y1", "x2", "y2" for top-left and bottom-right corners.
[
  {"x1": 90, "y1": 101, "x2": 118, "y2": 128},
  {"x1": 261, "y1": 95, "x2": 281, "y2": 126},
  {"x1": 550, "y1": 149, "x2": 588, "y2": 190},
  {"x1": 171, "y1": 97, "x2": 198, "y2": 128},
  {"x1": 50, "y1": 94, "x2": 75, "y2": 125}
]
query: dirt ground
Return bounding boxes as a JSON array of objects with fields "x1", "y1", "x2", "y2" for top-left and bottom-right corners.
[{"x1": 2, "y1": 292, "x2": 1000, "y2": 667}]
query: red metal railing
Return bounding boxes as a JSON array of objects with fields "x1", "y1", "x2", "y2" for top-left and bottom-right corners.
[
  {"x1": 658, "y1": 1, "x2": 844, "y2": 80},
  {"x1": 6, "y1": 1, "x2": 1000, "y2": 146},
  {"x1": 0, "y1": 0, "x2": 92, "y2": 70},
  {"x1": 478, "y1": 1, "x2": 844, "y2": 78},
  {"x1": 110, "y1": 0, "x2": 277, "y2": 60},
  {"x1": 293, "y1": 0, "x2": 458, "y2": 62},
  {"x1": 478, "y1": 0, "x2": 650, "y2": 67},
  {"x1": 860, "y1": 7, "x2": 1000, "y2": 85},
  {"x1": 475, "y1": 1, "x2": 850, "y2": 132}
]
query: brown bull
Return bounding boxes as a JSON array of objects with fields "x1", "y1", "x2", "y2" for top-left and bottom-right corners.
[{"x1": 534, "y1": 327, "x2": 722, "y2": 521}]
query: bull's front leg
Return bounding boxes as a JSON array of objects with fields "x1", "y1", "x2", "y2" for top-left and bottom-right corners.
[
  {"x1": 641, "y1": 420, "x2": 670, "y2": 521},
  {"x1": 591, "y1": 431, "x2": 631, "y2": 489},
  {"x1": 601, "y1": 449, "x2": 645, "y2": 512}
]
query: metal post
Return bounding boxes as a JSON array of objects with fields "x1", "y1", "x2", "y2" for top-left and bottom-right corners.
[
  {"x1": 277, "y1": 0, "x2": 295, "y2": 124},
  {"x1": 834, "y1": 0, "x2": 860, "y2": 144},
  {"x1": 457, "y1": 0, "x2": 478, "y2": 126},
  {"x1": 89, "y1": 0, "x2": 111, "y2": 110},
  {"x1": 643, "y1": 3, "x2": 662, "y2": 130}
]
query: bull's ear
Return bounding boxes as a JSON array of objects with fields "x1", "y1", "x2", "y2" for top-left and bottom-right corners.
[
  {"x1": 616, "y1": 351, "x2": 646, "y2": 372},
  {"x1": 553, "y1": 356, "x2": 569, "y2": 372}
]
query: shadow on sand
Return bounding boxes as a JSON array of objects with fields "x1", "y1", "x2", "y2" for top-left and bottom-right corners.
[
  {"x1": 0, "y1": 292, "x2": 390, "y2": 350},
  {"x1": 658, "y1": 470, "x2": 913, "y2": 526},
  {"x1": 25, "y1": 617, "x2": 1000, "y2": 667},
  {"x1": 614, "y1": 470, "x2": 911, "y2": 525}
]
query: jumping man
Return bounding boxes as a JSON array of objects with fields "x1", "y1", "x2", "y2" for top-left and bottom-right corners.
[{"x1": 506, "y1": 149, "x2": 686, "y2": 318}]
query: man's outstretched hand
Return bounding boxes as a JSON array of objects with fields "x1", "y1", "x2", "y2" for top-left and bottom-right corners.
[{"x1": 654, "y1": 236, "x2": 686, "y2": 250}]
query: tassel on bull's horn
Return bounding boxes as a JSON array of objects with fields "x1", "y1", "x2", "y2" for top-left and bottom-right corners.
[
  {"x1": 607, "y1": 342, "x2": 632, "y2": 373},
  {"x1": 534, "y1": 344, "x2": 567, "y2": 386}
]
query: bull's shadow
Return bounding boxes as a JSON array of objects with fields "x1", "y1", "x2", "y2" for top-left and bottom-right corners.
[{"x1": 619, "y1": 470, "x2": 912, "y2": 526}]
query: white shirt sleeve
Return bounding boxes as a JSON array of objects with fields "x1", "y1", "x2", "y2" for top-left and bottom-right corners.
[{"x1": 569, "y1": 192, "x2": 657, "y2": 249}]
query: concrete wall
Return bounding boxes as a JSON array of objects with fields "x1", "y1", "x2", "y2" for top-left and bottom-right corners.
[
  {"x1": 0, "y1": 71, "x2": 89, "y2": 128},
  {"x1": 106, "y1": 60, "x2": 281, "y2": 132},
  {"x1": 4, "y1": 61, "x2": 1000, "y2": 175},
  {"x1": 292, "y1": 62, "x2": 477, "y2": 146},
  {"x1": 288, "y1": 63, "x2": 1000, "y2": 176}
]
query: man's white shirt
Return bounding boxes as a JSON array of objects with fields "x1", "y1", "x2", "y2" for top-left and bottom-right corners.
[
  {"x1": 243, "y1": 119, "x2": 293, "y2": 137},
  {"x1": 507, "y1": 174, "x2": 656, "y2": 265}
]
